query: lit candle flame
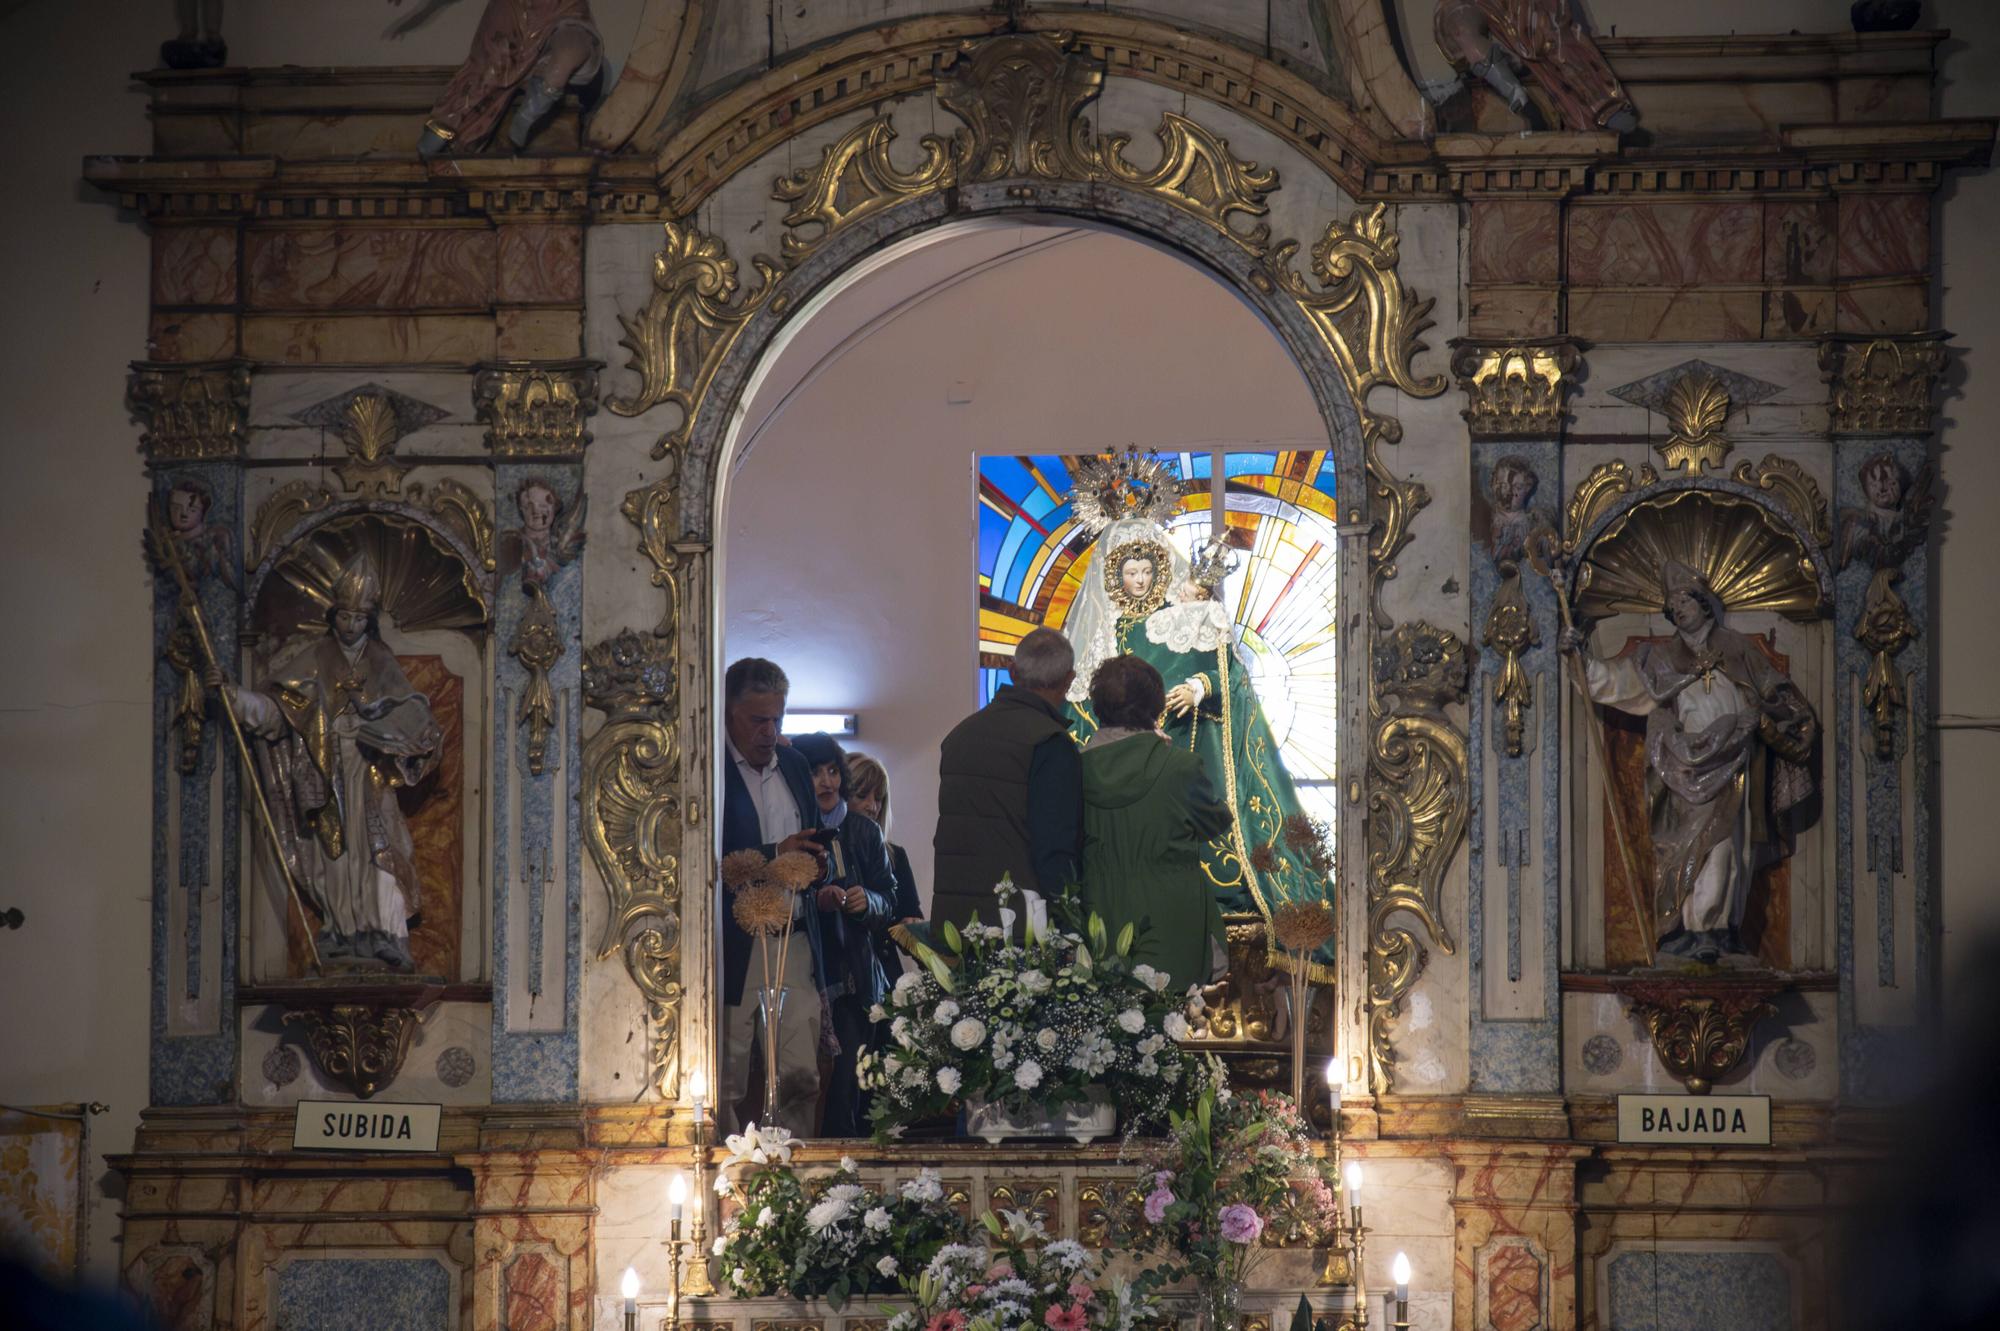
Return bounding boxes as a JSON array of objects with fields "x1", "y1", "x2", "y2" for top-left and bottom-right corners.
[
  {"x1": 1344, "y1": 1160, "x2": 1363, "y2": 1195},
  {"x1": 621, "y1": 1267, "x2": 641, "y2": 1299}
]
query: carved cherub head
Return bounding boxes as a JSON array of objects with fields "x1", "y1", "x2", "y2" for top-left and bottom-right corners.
[
  {"x1": 1859, "y1": 453, "x2": 1905, "y2": 511},
  {"x1": 1489, "y1": 456, "x2": 1539, "y2": 514},
  {"x1": 516, "y1": 477, "x2": 560, "y2": 535},
  {"x1": 167, "y1": 478, "x2": 213, "y2": 534}
]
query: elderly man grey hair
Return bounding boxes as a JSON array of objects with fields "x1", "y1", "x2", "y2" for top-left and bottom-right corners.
[{"x1": 1010, "y1": 626, "x2": 1075, "y2": 692}]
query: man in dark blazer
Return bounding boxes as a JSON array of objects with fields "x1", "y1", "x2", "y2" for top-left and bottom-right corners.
[{"x1": 719, "y1": 657, "x2": 828, "y2": 1135}]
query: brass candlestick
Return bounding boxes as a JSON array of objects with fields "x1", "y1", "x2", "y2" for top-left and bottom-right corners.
[
  {"x1": 684, "y1": 1109, "x2": 715, "y2": 1297},
  {"x1": 664, "y1": 1214, "x2": 685, "y2": 1331}
]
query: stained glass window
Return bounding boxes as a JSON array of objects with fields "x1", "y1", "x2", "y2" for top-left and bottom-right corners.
[{"x1": 976, "y1": 451, "x2": 1340, "y2": 821}]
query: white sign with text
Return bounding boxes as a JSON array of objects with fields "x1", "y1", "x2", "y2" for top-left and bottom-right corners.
[
  {"x1": 292, "y1": 1100, "x2": 442, "y2": 1153},
  {"x1": 1617, "y1": 1094, "x2": 1771, "y2": 1146}
]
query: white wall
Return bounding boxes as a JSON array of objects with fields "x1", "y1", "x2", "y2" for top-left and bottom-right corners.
[{"x1": 721, "y1": 224, "x2": 1324, "y2": 904}]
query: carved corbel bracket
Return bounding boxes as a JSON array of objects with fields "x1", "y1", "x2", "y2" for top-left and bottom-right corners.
[
  {"x1": 1482, "y1": 572, "x2": 1537, "y2": 758},
  {"x1": 127, "y1": 360, "x2": 251, "y2": 462},
  {"x1": 476, "y1": 360, "x2": 602, "y2": 459},
  {"x1": 511, "y1": 584, "x2": 562, "y2": 775},
  {"x1": 1855, "y1": 567, "x2": 1920, "y2": 760},
  {"x1": 1448, "y1": 338, "x2": 1581, "y2": 439},
  {"x1": 1820, "y1": 333, "x2": 1948, "y2": 435},
  {"x1": 273, "y1": 985, "x2": 445, "y2": 1100},
  {"x1": 1621, "y1": 978, "x2": 1785, "y2": 1094}
]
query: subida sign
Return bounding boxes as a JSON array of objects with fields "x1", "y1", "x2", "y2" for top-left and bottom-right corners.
[
  {"x1": 1616, "y1": 1094, "x2": 1771, "y2": 1145},
  {"x1": 292, "y1": 1100, "x2": 442, "y2": 1153}
]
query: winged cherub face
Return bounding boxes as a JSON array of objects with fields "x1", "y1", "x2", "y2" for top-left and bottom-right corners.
[{"x1": 518, "y1": 483, "x2": 557, "y2": 534}]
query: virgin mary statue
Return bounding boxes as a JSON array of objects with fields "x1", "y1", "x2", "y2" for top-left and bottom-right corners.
[{"x1": 1060, "y1": 454, "x2": 1334, "y2": 977}]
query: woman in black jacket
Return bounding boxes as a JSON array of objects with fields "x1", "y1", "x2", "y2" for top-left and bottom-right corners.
[
  {"x1": 844, "y1": 751, "x2": 925, "y2": 965},
  {"x1": 790, "y1": 732, "x2": 897, "y2": 1136}
]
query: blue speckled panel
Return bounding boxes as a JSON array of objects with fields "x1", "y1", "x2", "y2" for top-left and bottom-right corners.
[
  {"x1": 1606, "y1": 1250, "x2": 1791, "y2": 1331},
  {"x1": 490, "y1": 463, "x2": 584, "y2": 1103},
  {"x1": 274, "y1": 1257, "x2": 451, "y2": 1331},
  {"x1": 1467, "y1": 440, "x2": 1562, "y2": 1094},
  {"x1": 150, "y1": 462, "x2": 240, "y2": 1106}
]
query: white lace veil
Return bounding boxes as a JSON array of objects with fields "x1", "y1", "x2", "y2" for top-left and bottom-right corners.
[{"x1": 1062, "y1": 515, "x2": 1190, "y2": 703}]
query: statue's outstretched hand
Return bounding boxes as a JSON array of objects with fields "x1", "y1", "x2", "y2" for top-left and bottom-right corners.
[
  {"x1": 1558, "y1": 626, "x2": 1587, "y2": 656},
  {"x1": 202, "y1": 661, "x2": 225, "y2": 690},
  {"x1": 1163, "y1": 683, "x2": 1198, "y2": 716}
]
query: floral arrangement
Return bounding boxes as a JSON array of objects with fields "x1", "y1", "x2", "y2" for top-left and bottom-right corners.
[
  {"x1": 713, "y1": 1123, "x2": 967, "y2": 1309},
  {"x1": 857, "y1": 880, "x2": 1212, "y2": 1137},
  {"x1": 888, "y1": 1209, "x2": 1156, "y2": 1331},
  {"x1": 1123, "y1": 1083, "x2": 1341, "y2": 1317}
]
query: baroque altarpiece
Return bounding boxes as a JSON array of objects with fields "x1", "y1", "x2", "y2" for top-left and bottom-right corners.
[{"x1": 83, "y1": 4, "x2": 1990, "y2": 1329}]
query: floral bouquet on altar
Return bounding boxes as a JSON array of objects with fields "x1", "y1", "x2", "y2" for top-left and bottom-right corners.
[
  {"x1": 857, "y1": 878, "x2": 1213, "y2": 1139},
  {"x1": 713, "y1": 1124, "x2": 967, "y2": 1308},
  {"x1": 887, "y1": 1209, "x2": 1157, "y2": 1331},
  {"x1": 1122, "y1": 1084, "x2": 1342, "y2": 1320}
]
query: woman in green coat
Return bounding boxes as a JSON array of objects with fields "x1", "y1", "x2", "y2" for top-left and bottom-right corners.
[{"x1": 1078, "y1": 654, "x2": 1234, "y2": 993}]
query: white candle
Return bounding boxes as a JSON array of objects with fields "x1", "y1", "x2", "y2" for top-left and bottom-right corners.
[
  {"x1": 1392, "y1": 1251, "x2": 1412, "y2": 1303},
  {"x1": 1324, "y1": 1058, "x2": 1341, "y2": 1127},
  {"x1": 689, "y1": 1068, "x2": 707, "y2": 1127},
  {"x1": 669, "y1": 1171, "x2": 688, "y2": 1223},
  {"x1": 1345, "y1": 1159, "x2": 1363, "y2": 1198},
  {"x1": 621, "y1": 1266, "x2": 640, "y2": 1317}
]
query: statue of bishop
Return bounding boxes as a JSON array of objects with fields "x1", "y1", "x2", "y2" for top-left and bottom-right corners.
[
  {"x1": 219, "y1": 556, "x2": 441, "y2": 969},
  {"x1": 1561, "y1": 561, "x2": 1818, "y2": 966}
]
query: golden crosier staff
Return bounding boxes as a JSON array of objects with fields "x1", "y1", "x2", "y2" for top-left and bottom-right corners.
[
  {"x1": 147, "y1": 501, "x2": 323, "y2": 973},
  {"x1": 1524, "y1": 529, "x2": 1653, "y2": 966}
]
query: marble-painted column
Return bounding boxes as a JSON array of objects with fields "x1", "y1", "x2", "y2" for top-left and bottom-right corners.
[
  {"x1": 130, "y1": 360, "x2": 252, "y2": 1107},
  {"x1": 1445, "y1": 1141, "x2": 1590, "y2": 1331},
  {"x1": 1820, "y1": 333, "x2": 1945, "y2": 1103},
  {"x1": 480, "y1": 360, "x2": 601, "y2": 1103},
  {"x1": 460, "y1": 1149, "x2": 599, "y2": 1331},
  {"x1": 1453, "y1": 339, "x2": 1579, "y2": 1100}
]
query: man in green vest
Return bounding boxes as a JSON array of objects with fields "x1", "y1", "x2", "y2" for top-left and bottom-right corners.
[{"x1": 932, "y1": 627, "x2": 1081, "y2": 933}]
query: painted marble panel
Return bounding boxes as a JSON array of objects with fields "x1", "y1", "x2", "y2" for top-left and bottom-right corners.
[
  {"x1": 503, "y1": 1249, "x2": 562, "y2": 1331},
  {"x1": 1604, "y1": 1249, "x2": 1791, "y2": 1331},
  {"x1": 1468, "y1": 202, "x2": 1560, "y2": 284},
  {"x1": 1479, "y1": 1238, "x2": 1545, "y2": 1331},
  {"x1": 496, "y1": 225, "x2": 584, "y2": 305},
  {"x1": 138, "y1": 1247, "x2": 215, "y2": 1331},
  {"x1": 1837, "y1": 194, "x2": 1929, "y2": 279},
  {"x1": 149, "y1": 311, "x2": 238, "y2": 362},
  {"x1": 495, "y1": 308, "x2": 585, "y2": 360},
  {"x1": 241, "y1": 314, "x2": 496, "y2": 365},
  {"x1": 1834, "y1": 282, "x2": 1930, "y2": 335},
  {"x1": 246, "y1": 227, "x2": 496, "y2": 311},
  {"x1": 274, "y1": 1257, "x2": 452, "y2": 1331},
  {"x1": 154, "y1": 226, "x2": 238, "y2": 306},
  {"x1": 1568, "y1": 290, "x2": 1761, "y2": 343},
  {"x1": 1568, "y1": 203, "x2": 1761, "y2": 287},
  {"x1": 1762, "y1": 201, "x2": 1834, "y2": 286}
]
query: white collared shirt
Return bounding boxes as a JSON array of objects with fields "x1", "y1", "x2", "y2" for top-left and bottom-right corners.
[{"x1": 728, "y1": 736, "x2": 802, "y2": 847}]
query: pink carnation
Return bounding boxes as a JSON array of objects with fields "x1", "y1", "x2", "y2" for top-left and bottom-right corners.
[
  {"x1": 1143, "y1": 1186, "x2": 1175, "y2": 1225},
  {"x1": 925, "y1": 1313, "x2": 968, "y2": 1331},
  {"x1": 1046, "y1": 1304, "x2": 1088, "y2": 1331},
  {"x1": 1218, "y1": 1203, "x2": 1264, "y2": 1245}
]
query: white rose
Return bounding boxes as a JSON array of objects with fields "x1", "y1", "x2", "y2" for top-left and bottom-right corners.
[
  {"x1": 865, "y1": 1206, "x2": 892, "y2": 1233},
  {"x1": 1163, "y1": 1011, "x2": 1192, "y2": 1041},
  {"x1": 1018, "y1": 969, "x2": 1050, "y2": 994},
  {"x1": 1117, "y1": 1008, "x2": 1145, "y2": 1035},
  {"x1": 937, "y1": 1066, "x2": 962, "y2": 1094},
  {"x1": 893, "y1": 972, "x2": 923, "y2": 1004},
  {"x1": 878, "y1": 1255, "x2": 899, "y2": 1277},
  {"x1": 1036, "y1": 1028, "x2": 1059, "y2": 1052},
  {"x1": 934, "y1": 999, "x2": 960, "y2": 1026},
  {"x1": 1133, "y1": 963, "x2": 1168, "y2": 993},
  {"x1": 950, "y1": 1017, "x2": 987, "y2": 1050},
  {"x1": 1014, "y1": 1059, "x2": 1044, "y2": 1091},
  {"x1": 756, "y1": 1206, "x2": 775, "y2": 1228},
  {"x1": 1137, "y1": 1033, "x2": 1165, "y2": 1057},
  {"x1": 714, "y1": 1174, "x2": 734, "y2": 1196}
]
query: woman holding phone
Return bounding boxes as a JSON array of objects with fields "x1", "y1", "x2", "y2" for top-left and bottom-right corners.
[{"x1": 790, "y1": 732, "x2": 898, "y2": 1135}]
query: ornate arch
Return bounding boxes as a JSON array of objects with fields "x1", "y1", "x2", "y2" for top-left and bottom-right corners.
[{"x1": 586, "y1": 30, "x2": 1463, "y2": 1099}]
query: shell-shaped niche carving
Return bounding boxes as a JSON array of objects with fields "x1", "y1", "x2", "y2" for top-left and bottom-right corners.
[
  {"x1": 250, "y1": 512, "x2": 488, "y2": 647},
  {"x1": 1574, "y1": 488, "x2": 1825, "y2": 623}
]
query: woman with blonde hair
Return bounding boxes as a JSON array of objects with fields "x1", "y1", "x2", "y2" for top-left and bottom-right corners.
[{"x1": 843, "y1": 752, "x2": 925, "y2": 957}]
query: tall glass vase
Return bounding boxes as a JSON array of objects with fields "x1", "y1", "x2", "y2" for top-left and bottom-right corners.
[
  {"x1": 756, "y1": 985, "x2": 788, "y2": 1126},
  {"x1": 1288, "y1": 965, "x2": 1311, "y2": 1109},
  {"x1": 1195, "y1": 1279, "x2": 1242, "y2": 1331}
]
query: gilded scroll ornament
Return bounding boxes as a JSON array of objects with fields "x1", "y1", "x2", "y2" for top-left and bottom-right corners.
[
  {"x1": 1268, "y1": 204, "x2": 1448, "y2": 444},
  {"x1": 620, "y1": 476, "x2": 682, "y2": 638},
  {"x1": 1732, "y1": 454, "x2": 1832, "y2": 547},
  {"x1": 1482, "y1": 572, "x2": 1536, "y2": 758},
  {"x1": 279, "y1": 1000, "x2": 429, "y2": 1100},
  {"x1": 1855, "y1": 567, "x2": 1919, "y2": 761},
  {"x1": 411, "y1": 478, "x2": 497, "y2": 574},
  {"x1": 1365, "y1": 621, "x2": 1468, "y2": 1092},
  {"x1": 582, "y1": 626, "x2": 683, "y2": 1099},
  {"x1": 127, "y1": 360, "x2": 250, "y2": 461},
  {"x1": 1820, "y1": 334, "x2": 1948, "y2": 435},
  {"x1": 511, "y1": 584, "x2": 562, "y2": 776},
  {"x1": 1449, "y1": 341, "x2": 1578, "y2": 437},
  {"x1": 1563, "y1": 459, "x2": 1658, "y2": 550},
  {"x1": 249, "y1": 481, "x2": 336, "y2": 566},
  {"x1": 608, "y1": 217, "x2": 780, "y2": 462},
  {"x1": 163, "y1": 625, "x2": 208, "y2": 775},
  {"x1": 1657, "y1": 371, "x2": 1732, "y2": 473},
  {"x1": 1622, "y1": 985, "x2": 1778, "y2": 1095},
  {"x1": 474, "y1": 361, "x2": 601, "y2": 458},
  {"x1": 1366, "y1": 438, "x2": 1431, "y2": 631},
  {"x1": 772, "y1": 36, "x2": 1278, "y2": 270}
]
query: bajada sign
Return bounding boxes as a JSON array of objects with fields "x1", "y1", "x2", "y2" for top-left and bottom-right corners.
[
  {"x1": 292, "y1": 1100, "x2": 442, "y2": 1153},
  {"x1": 1616, "y1": 1094, "x2": 1770, "y2": 1146}
]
